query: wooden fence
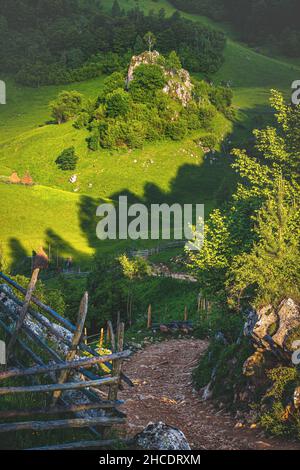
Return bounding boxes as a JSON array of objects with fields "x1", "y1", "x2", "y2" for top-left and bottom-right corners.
[
  {"x1": 129, "y1": 240, "x2": 185, "y2": 259},
  {"x1": 0, "y1": 271, "x2": 133, "y2": 450}
]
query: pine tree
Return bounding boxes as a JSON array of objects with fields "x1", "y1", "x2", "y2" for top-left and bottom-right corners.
[
  {"x1": 133, "y1": 35, "x2": 144, "y2": 55},
  {"x1": 229, "y1": 180, "x2": 300, "y2": 306},
  {"x1": 111, "y1": 0, "x2": 121, "y2": 17}
]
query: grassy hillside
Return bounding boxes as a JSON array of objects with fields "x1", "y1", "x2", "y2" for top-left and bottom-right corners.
[
  {"x1": 106, "y1": 0, "x2": 299, "y2": 101},
  {"x1": 0, "y1": 75, "x2": 232, "y2": 268},
  {"x1": 1, "y1": 0, "x2": 299, "y2": 268}
]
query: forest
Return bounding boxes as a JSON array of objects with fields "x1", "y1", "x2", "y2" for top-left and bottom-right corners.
[
  {"x1": 0, "y1": 0, "x2": 225, "y2": 86},
  {"x1": 170, "y1": 0, "x2": 300, "y2": 56}
]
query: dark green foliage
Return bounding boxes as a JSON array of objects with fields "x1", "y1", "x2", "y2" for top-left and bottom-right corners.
[
  {"x1": 86, "y1": 134, "x2": 100, "y2": 151},
  {"x1": 73, "y1": 112, "x2": 90, "y2": 129},
  {"x1": 165, "y1": 51, "x2": 182, "y2": 71},
  {"x1": 209, "y1": 86, "x2": 233, "y2": 113},
  {"x1": 87, "y1": 254, "x2": 199, "y2": 332},
  {"x1": 200, "y1": 133, "x2": 218, "y2": 149},
  {"x1": 193, "y1": 306, "x2": 252, "y2": 403},
  {"x1": 111, "y1": 0, "x2": 121, "y2": 17},
  {"x1": 229, "y1": 184, "x2": 300, "y2": 306},
  {"x1": 189, "y1": 92, "x2": 300, "y2": 439},
  {"x1": 129, "y1": 64, "x2": 167, "y2": 103},
  {"x1": 198, "y1": 103, "x2": 217, "y2": 128},
  {"x1": 55, "y1": 147, "x2": 78, "y2": 171},
  {"x1": 169, "y1": 0, "x2": 300, "y2": 58},
  {"x1": 165, "y1": 119, "x2": 188, "y2": 141},
  {"x1": 260, "y1": 367, "x2": 300, "y2": 437},
  {"x1": 50, "y1": 91, "x2": 84, "y2": 124},
  {"x1": 0, "y1": 0, "x2": 226, "y2": 86},
  {"x1": 106, "y1": 89, "x2": 132, "y2": 118},
  {"x1": 133, "y1": 34, "x2": 145, "y2": 55}
]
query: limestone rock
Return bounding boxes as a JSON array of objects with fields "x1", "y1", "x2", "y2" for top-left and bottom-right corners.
[
  {"x1": 244, "y1": 298, "x2": 300, "y2": 353},
  {"x1": 133, "y1": 422, "x2": 190, "y2": 450},
  {"x1": 127, "y1": 50, "x2": 193, "y2": 107},
  {"x1": 252, "y1": 304, "x2": 278, "y2": 341},
  {"x1": 163, "y1": 68, "x2": 193, "y2": 107},
  {"x1": 272, "y1": 298, "x2": 300, "y2": 350},
  {"x1": 294, "y1": 387, "x2": 300, "y2": 409},
  {"x1": 127, "y1": 50, "x2": 160, "y2": 83}
]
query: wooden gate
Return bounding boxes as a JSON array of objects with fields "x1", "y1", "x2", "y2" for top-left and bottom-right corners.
[{"x1": 0, "y1": 271, "x2": 133, "y2": 450}]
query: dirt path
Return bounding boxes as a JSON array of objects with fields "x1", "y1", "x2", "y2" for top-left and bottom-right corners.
[{"x1": 120, "y1": 339, "x2": 299, "y2": 450}]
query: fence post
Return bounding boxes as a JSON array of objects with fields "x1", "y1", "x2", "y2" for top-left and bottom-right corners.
[
  {"x1": 184, "y1": 306, "x2": 188, "y2": 322},
  {"x1": 99, "y1": 328, "x2": 104, "y2": 349},
  {"x1": 108, "y1": 322, "x2": 124, "y2": 402},
  {"x1": 52, "y1": 292, "x2": 88, "y2": 406},
  {"x1": 6, "y1": 248, "x2": 48, "y2": 362},
  {"x1": 147, "y1": 304, "x2": 152, "y2": 329},
  {"x1": 107, "y1": 321, "x2": 115, "y2": 352}
]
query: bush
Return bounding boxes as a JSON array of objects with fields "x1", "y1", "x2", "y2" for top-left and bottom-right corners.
[
  {"x1": 129, "y1": 64, "x2": 167, "y2": 103},
  {"x1": 209, "y1": 86, "x2": 233, "y2": 113},
  {"x1": 50, "y1": 91, "x2": 84, "y2": 124},
  {"x1": 55, "y1": 147, "x2": 78, "y2": 171},
  {"x1": 201, "y1": 133, "x2": 218, "y2": 149},
  {"x1": 165, "y1": 119, "x2": 188, "y2": 141},
  {"x1": 86, "y1": 134, "x2": 100, "y2": 151},
  {"x1": 73, "y1": 112, "x2": 90, "y2": 129},
  {"x1": 198, "y1": 103, "x2": 217, "y2": 128},
  {"x1": 260, "y1": 367, "x2": 300, "y2": 437},
  {"x1": 106, "y1": 89, "x2": 132, "y2": 118}
]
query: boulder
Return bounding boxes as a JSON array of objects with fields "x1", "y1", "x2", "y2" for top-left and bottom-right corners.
[
  {"x1": 244, "y1": 298, "x2": 300, "y2": 353},
  {"x1": 294, "y1": 387, "x2": 300, "y2": 409},
  {"x1": 272, "y1": 298, "x2": 300, "y2": 350},
  {"x1": 133, "y1": 422, "x2": 190, "y2": 450}
]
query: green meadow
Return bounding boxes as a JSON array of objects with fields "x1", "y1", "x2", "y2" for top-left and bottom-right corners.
[{"x1": 1, "y1": 0, "x2": 300, "y2": 268}]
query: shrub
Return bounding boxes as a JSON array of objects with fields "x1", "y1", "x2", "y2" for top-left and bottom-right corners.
[
  {"x1": 129, "y1": 64, "x2": 167, "y2": 103},
  {"x1": 198, "y1": 103, "x2": 217, "y2": 127},
  {"x1": 165, "y1": 118, "x2": 188, "y2": 141},
  {"x1": 106, "y1": 89, "x2": 132, "y2": 118},
  {"x1": 55, "y1": 147, "x2": 78, "y2": 171},
  {"x1": 73, "y1": 112, "x2": 90, "y2": 129},
  {"x1": 50, "y1": 91, "x2": 84, "y2": 124},
  {"x1": 201, "y1": 133, "x2": 218, "y2": 149},
  {"x1": 260, "y1": 367, "x2": 300, "y2": 437},
  {"x1": 86, "y1": 134, "x2": 100, "y2": 151},
  {"x1": 209, "y1": 86, "x2": 233, "y2": 113}
]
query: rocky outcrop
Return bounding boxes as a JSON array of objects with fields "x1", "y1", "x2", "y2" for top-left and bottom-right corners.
[
  {"x1": 127, "y1": 51, "x2": 193, "y2": 107},
  {"x1": 244, "y1": 298, "x2": 300, "y2": 354},
  {"x1": 127, "y1": 50, "x2": 160, "y2": 83},
  {"x1": 133, "y1": 422, "x2": 191, "y2": 450},
  {"x1": 163, "y1": 68, "x2": 193, "y2": 107},
  {"x1": 243, "y1": 298, "x2": 300, "y2": 409}
]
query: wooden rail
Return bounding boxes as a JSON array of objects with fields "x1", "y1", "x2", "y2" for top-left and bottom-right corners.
[
  {"x1": 0, "y1": 351, "x2": 131, "y2": 381},
  {"x1": 0, "y1": 269, "x2": 132, "y2": 450}
]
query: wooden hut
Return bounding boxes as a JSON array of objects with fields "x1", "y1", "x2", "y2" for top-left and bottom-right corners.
[
  {"x1": 21, "y1": 171, "x2": 33, "y2": 185},
  {"x1": 9, "y1": 171, "x2": 21, "y2": 184}
]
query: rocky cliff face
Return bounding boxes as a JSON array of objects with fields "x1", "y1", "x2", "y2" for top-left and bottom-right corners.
[
  {"x1": 243, "y1": 298, "x2": 300, "y2": 410},
  {"x1": 127, "y1": 51, "x2": 193, "y2": 107},
  {"x1": 244, "y1": 298, "x2": 300, "y2": 356}
]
